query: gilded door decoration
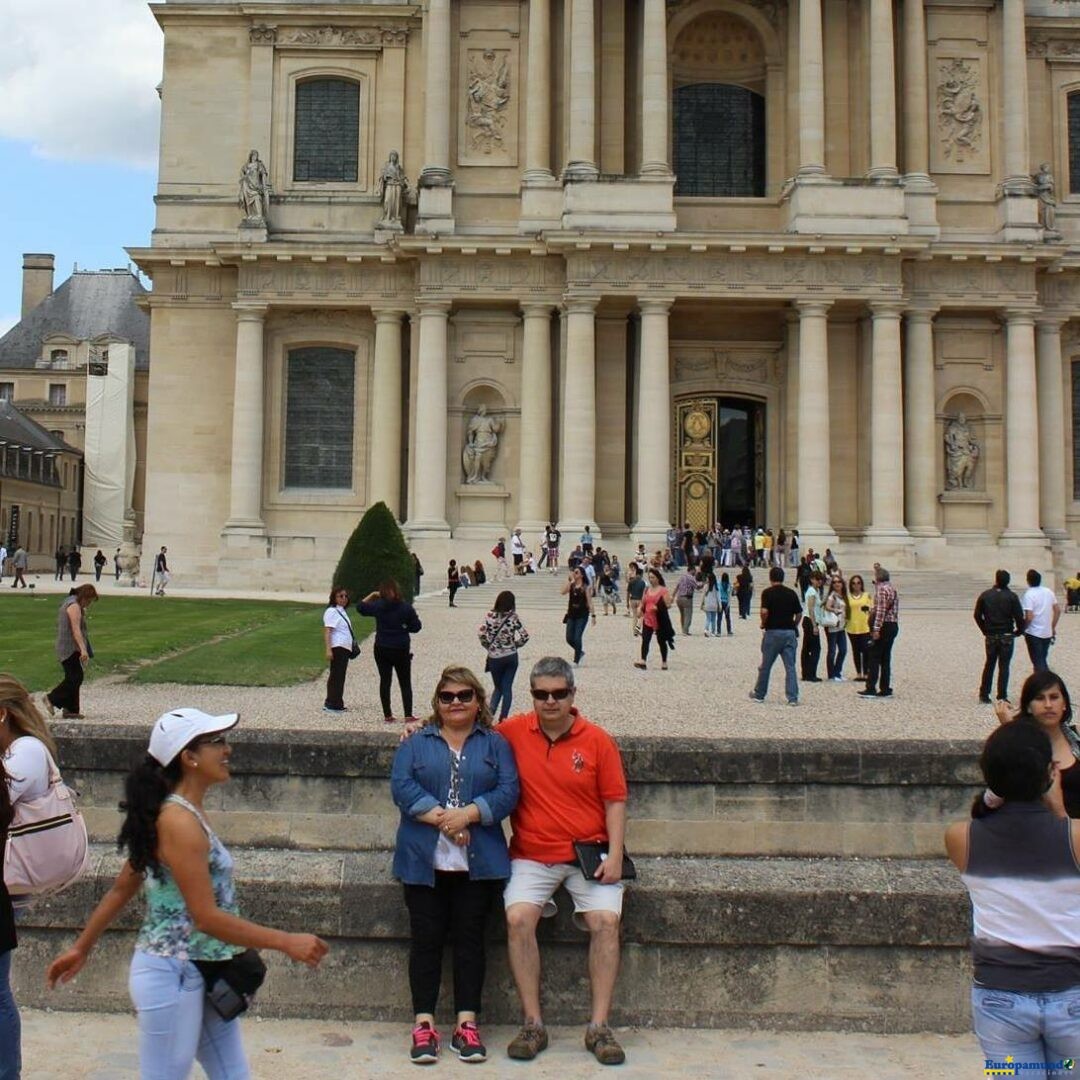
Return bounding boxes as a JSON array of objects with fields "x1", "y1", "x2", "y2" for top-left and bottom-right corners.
[{"x1": 675, "y1": 399, "x2": 717, "y2": 532}]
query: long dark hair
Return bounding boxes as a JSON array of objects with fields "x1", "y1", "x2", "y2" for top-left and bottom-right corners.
[
  {"x1": 117, "y1": 754, "x2": 185, "y2": 879},
  {"x1": 971, "y1": 722, "x2": 1052, "y2": 817},
  {"x1": 493, "y1": 590, "x2": 516, "y2": 614},
  {"x1": 1018, "y1": 670, "x2": 1073, "y2": 725}
]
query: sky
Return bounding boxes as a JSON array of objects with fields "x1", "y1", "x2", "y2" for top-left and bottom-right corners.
[{"x1": 0, "y1": 0, "x2": 163, "y2": 335}]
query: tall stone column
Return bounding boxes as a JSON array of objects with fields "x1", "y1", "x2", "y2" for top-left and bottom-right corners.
[
  {"x1": 640, "y1": 0, "x2": 670, "y2": 176},
  {"x1": 796, "y1": 301, "x2": 836, "y2": 545},
  {"x1": 518, "y1": 304, "x2": 554, "y2": 530},
  {"x1": 868, "y1": 0, "x2": 898, "y2": 179},
  {"x1": 223, "y1": 305, "x2": 268, "y2": 535},
  {"x1": 902, "y1": 0, "x2": 930, "y2": 183},
  {"x1": 867, "y1": 305, "x2": 909, "y2": 540},
  {"x1": 559, "y1": 299, "x2": 598, "y2": 530},
  {"x1": 1036, "y1": 318, "x2": 1069, "y2": 540},
  {"x1": 410, "y1": 302, "x2": 451, "y2": 535},
  {"x1": 1001, "y1": 0, "x2": 1032, "y2": 194},
  {"x1": 524, "y1": 0, "x2": 553, "y2": 183},
  {"x1": 784, "y1": 312, "x2": 800, "y2": 527},
  {"x1": 420, "y1": 0, "x2": 452, "y2": 188},
  {"x1": 798, "y1": 0, "x2": 826, "y2": 177},
  {"x1": 368, "y1": 309, "x2": 405, "y2": 518},
  {"x1": 903, "y1": 309, "x2": 940, "y2": 536},
  {"x1": 564, "y1": 0, "x2": 599, "y2": 181},
  {"x1": 633, "y1": 299, "x2": 672, "y2": 541},
  {"x1": 1002, "y1": 311, "x2": 1043, "y2": 542}
]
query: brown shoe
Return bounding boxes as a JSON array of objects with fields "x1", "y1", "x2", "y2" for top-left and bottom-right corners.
[
  {"x1": 585, "y1": 1024, "x2": 625, "y2": 1065},
  {"x1": 507, "y1": 1022, "x2": 548, "y2": 1060}
]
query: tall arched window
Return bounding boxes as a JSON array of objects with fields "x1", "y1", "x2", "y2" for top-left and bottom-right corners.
[
  {"x1": 294, "y1": 78, "x2": 360, "y2": 182},
  {"x1": 1069, "y1": 90, "x2": 1080, "y2": 195},
  {"x1": 284, "y1": 347, "x2": 356, "y2": 489},
  {"x1": 674, "y1": 84, "x2": 765, "y2": 196}
]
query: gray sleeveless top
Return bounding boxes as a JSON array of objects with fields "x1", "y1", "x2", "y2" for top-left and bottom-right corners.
[{"x1": 55, "y1": 596, "x2": 91, "y2": 661}]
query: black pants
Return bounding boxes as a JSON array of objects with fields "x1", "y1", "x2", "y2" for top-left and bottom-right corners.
[
  {"x1": 801, "y1": 618, "x2": 820, "y2": 678},
  {"x1": 374, "y1": 644, "x2": 413, "y2": 718},
  {"x1": 737, "y1": 592, "x2": 752, "y2": 619},
  {"x1": 448, "y1": 583, "x2": 459, "y2": 607},
  {"x1": 848, "y1": 632, "x2": 870, "y2": 676},
  {"x1": 865, "y1": 622, "x2": 899, "y2": 693},
  {"x1": 641, "y1": 624, "x2": 668, "y2": 663},
  {"x1": 403, "y1": 874, "x2": 502, "y2": 1016},
  {"x1": 48, "y1": 652, "x2": 84, "y2": 714},
  {"x1": 979, "y1": 634, "x2": 1016, "y2": 701},
  {"x1": 325, "y1": 646, "x2": 351, "y2": 710}
]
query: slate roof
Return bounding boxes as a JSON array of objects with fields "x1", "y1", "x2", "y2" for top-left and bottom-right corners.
[
  {"x1": 0, "y1": 400, "x2": 81, "y2": 455},
  {"x1": 0, "y1": 270, "x2": 150, "y2": 371}
]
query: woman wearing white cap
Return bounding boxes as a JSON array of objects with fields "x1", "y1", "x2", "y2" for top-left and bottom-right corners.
[{"x1": 46, "y1": 708, "x2": 329, "y2": 1079}]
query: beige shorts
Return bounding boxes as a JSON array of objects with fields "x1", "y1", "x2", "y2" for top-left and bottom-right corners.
[{"x1": 504, "y1": 858, "x2": 624, "y2": 929}]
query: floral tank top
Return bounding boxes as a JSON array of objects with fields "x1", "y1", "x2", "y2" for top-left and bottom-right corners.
[{"x1": 135, "y1": 794, "x2": 243, "y2": 962}]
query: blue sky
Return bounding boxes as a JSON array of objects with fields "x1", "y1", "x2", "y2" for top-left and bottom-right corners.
[{"x1": 0, "y1": 0, "x2": 162, "y2": 334}]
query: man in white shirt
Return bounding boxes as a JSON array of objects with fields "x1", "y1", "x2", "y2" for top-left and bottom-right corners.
[
  {"x1": 0, "y1": 544, "x2": 7, "y2": 581},
  {"x1": 1021, "y1": 568, "x2": 1060, "y2": 673},
  {"x1": 511, "y1": 528, "x2": 526, "y2": 575}
]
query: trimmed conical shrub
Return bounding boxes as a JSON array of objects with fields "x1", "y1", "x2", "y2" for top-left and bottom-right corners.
[{"x1": 333, "y1": 501, "x2": 416, "y2": 602}]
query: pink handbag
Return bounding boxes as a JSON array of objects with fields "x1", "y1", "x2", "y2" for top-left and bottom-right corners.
[{"x1": 4, "y1": 748, "x2": 90, "y2": 906}]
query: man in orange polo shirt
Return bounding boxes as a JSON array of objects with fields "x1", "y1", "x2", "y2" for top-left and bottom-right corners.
[{"x1": 497, "y1": 656, "x2": 628, "y2": 1066}]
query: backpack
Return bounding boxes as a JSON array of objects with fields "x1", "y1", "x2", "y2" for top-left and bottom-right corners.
[{"x1": 4, "y1": 746, "x2": 90, "y2": 907}]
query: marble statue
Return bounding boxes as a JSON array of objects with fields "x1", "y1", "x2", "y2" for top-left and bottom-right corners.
[
  {"x1": 376, "y1": 151, "x2": 408, "y2": 227},
  {"x1": 944, "y1": 413, "x2": 980, "y2": 490},
  {"x1": 462, "y1": 405, "x2": 503, "y2": 484},
  {"x1": 238, "y1": 150, "x2": 271, "y2": 224},
  {"x1": 1034, "y1": 163, "x2": 1059, "y2": 236}
]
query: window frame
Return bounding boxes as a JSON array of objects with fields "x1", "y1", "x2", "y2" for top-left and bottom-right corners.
[
  {"x1": 292, "y1": 77, "x2": 362, "y2": 184},
  {"x1": 0, "y1": 382, "x2": 13, "y2": 401},
  {"x1": 47, "y1": 383, "x2": 67, "y2": 406}
]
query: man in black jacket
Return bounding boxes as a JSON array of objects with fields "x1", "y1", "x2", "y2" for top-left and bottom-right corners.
[{"x1": 973, "y1": 570, "x2": 1025, "y2": 704}]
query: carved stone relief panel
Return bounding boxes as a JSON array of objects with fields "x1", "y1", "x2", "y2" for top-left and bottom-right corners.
[
  {"x1": 275, "y1": 26, "x2": 408, "y2": 49},
  {"x1": 930, "y1": 53, "x2": 990, "y2": 175},
  {"x1": 667, "y1": 0, "x2": 781, "y2": 29},
  {"x1": 418, "y1": 256, "x2": 564, "y2": 298},
  {"x1": 236, "y1": 260, "x2": 415, "y2": 302},
  {"x1": 458, "y1": 35, "x2": 519, "y2": 167},
  {"x1": 671, "y1": 344, "x2": 784, "y2": 387},
  {"x1": 906, "y1": 261, "x2": 1038, "y2": 308}
]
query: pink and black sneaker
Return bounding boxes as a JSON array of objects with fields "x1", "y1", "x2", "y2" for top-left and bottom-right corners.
[
  {"x1": 410, "y1": 1021, "x2": 440, "y2": 1065},
  {"x1": 451, "y1": 1021, "x2": 487, "y2": 1063}
]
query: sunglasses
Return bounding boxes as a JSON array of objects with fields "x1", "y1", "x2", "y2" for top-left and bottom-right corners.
[
  {"x1": 530, "y1": 687, "x2": 573, "y2": 701},
  {"x1": 195, "y1": 733, "x2": 229, "y2": 748},
  {"x1": 437, "y1": 689, "x2": 476, "y2": 705}
]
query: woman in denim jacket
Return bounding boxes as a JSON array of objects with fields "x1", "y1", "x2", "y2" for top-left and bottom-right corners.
[{"x1": 391, "y1": 665, "x2": 519, "y2": 1066}]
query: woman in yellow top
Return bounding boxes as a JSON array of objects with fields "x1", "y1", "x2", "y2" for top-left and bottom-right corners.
[{"x1": 846, "y1": 574, "x2": 874, "y2": 683}]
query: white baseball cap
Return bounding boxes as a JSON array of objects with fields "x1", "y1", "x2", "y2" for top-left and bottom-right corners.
[{"x1": 149, "y1": 708, "x2": 239, "y2": 766}]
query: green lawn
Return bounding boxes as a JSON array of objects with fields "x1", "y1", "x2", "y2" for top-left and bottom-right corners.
[{"x1": 0, "y1": 594, "x2": 372, "y2": 689}]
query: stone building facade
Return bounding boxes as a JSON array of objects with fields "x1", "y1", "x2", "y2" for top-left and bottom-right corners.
[{"x1": 133, "y1": 0, "x2": 1080, "y2": 585}]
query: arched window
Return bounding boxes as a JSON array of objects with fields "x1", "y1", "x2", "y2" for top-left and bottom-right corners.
[
  {"x1": 284, "y1": 347, "x2": 355, "y2": 489},
  {"x1": 50, "y1": 349, "x2": 69, "y2": 364},
  {"x1": 1069, "y1": 90, "x2": 1080, "y2": 195},
  {"x1": 674, "y1": 84, "x2": 765, "y2": 196},
  {"x1": 294, "y1": 78, "x2": 360, "y2": 183}
]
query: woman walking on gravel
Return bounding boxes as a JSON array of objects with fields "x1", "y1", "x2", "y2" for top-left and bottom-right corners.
[
  {"x1": 735, "y1": 565, "x2": 754, "y2": 620},
  {"x1": 635, "y1": 569, "x2": 676, "y2": 671},
  {"x1": 46, "y1": 708, "x2": 328, "y2": 1080},
  {"x1": 359, "y1": 581, "x2": 423, "y2": 724},
  {"x1": 478, "y1": 591, "x2": 529, "y2": 722},
  {"x1": 43, "y1": 584, "x2": 97, "y2": 721},
  {"x1": 322, "y1": 586, "x2": 358, "y2": 713},
  {"x1": 561, "y1": 567, "x2": 595, "y2": 666}
]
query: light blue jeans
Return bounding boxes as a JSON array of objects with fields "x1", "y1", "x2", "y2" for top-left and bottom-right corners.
[
  {"x1": 972, "y1": 985, "x2": 1080, "y2": 1079},
  {"x1": 0, "y1": 950, "x2": 20, "y2": 1080},
  {"x1": 129, "y1": 951, "x2": 250, "y2": 1080},
  {"x1": 752, "y1": 629, "x2": 799, "y2": 703}
]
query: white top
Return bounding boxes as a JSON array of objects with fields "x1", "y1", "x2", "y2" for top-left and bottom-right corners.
[
  {"x1": 322, "y1": 605, "x2": 354, "y2": 650},
  {"x1": 4, "y1": 736, "x2": 52, "y2": 804},
  {"x1": 433, "y1": 748, "x2": 469, "y2": 873},
  {"x1": 1022, "y1": 585, "x2": 1058, "y2": 639},
  {"x1": 511, "y1": 534, "x2": 525, "y2": 556}
]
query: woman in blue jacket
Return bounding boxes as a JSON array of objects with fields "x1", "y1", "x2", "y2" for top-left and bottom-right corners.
[
  {"x1": 358, "y1": 580, "x2": 422, "y2": 723},
  {"x1": 391, "y1": 665, "x2": 519, "y2": 1066}
]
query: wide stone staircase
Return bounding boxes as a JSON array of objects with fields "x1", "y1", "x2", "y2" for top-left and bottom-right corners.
[{"x1": 11, "y1": 725, "x2": 982, "y2": 1033}]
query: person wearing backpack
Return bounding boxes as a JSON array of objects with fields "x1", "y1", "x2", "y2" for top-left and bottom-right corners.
[{"x1": 46, "y1": 708, "x2": 329, "y2": 1080}]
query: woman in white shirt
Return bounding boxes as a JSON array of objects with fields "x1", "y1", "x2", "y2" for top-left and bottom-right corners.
[
  {"x1": 322, "y1": 587, "x2": 357, "y2": 713},
  {"x1": 0, "y1": 675, "x2": 57, "y2": 1079}
]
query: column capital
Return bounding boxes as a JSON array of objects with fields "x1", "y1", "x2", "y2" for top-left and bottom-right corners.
[
  {"x1": 1035, "y1": 315, "x2": 1067, "y2": 332},
  {"x1": 563, "y1": 296, "x2": 599, "y2": 315},
  {"x1": 520, "y1": 302, "x2": 555, "y2": 318},
  {"x1": 371, "y1": 307, "x2": 407, "y2": 323},
  {"x1": 870, "y1": 302, "x2": 905, "y2": 320},
  {"x1": 904, "y1": 306, "x2": 939, "y2": 323},
  {"x1": 638, "y1": 298, "x2": 674, "y2": 316},
  {"x1": 232, "y1": 303, "x2": 268, "y2": 320},
  {"x1": 1003, "y1": 309, "x2": 1038, "y2": 326},
  {"x1": 417, "y1": 299, "x2": 453, "y2": 317},
  {"x1": 796, "y1": 300, "x2": 832, "y2": 317}
]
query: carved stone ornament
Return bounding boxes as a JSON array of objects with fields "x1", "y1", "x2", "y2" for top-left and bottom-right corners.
[
  {"x1": 238, "y1": 150, "x2": 271, "y2": 225},
  {"x1": 673, "y1": 347, "x2": 781, "y2": 386},
  {"x1": 666, "y1": 0, "x2": 780, "y2": 27},
  {"x1": 466, "y1": 50, "x2": 511, "y2": 154},
  {"x1": 278, "y1": 26, "x2": 407, "y2": 48},
  {"x1": 936, "y1": 58, "x2": 983, "y2": 164},
  {"x1": 1027, "y1": 32, "x2": 1080, "y2": 60},
  {"x1": 944, "y1": 413, "x2": 980, "y2": 491},
  {"x1": 461, "y1": 405, "x2": 503, "y2": 484},
  {"x1": 249, "y1": 25, "x2": 277, "y2": 45},
  {"x1": 1034, "y1": 163, "x2": 1061, "y2": 238}
]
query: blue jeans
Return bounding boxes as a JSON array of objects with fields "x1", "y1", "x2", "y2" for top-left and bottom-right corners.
[
  {"x1": 129, "y1": 951, "x2": 250, "y2": 1080},
  {"x1": 752, "y1": 629, "x2": 799, "y2": 703},
  {"x1": 565, "y1": 615, "x2": 589, "y2": 663},
  {"x1": 826, "y1": 630, "x2": 847, "y2": 678},
  {"x1": 704, "y1": 610, "x2": 719, "y2": 635},
  {"x1": 1025, "y1": 634, "x2": 1052, "y2": 673},
  {"x1": 0, "y1": 950, "x2": 19, "y2": 1080},
  {"x1": 972, "y1": 985, "x2": 1080, "y2": 1078},
  {"x1": 488, "y1": 652, "x2": 518, "y2": 720}
]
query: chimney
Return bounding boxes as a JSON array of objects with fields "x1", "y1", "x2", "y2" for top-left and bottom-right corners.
[{"x1": 21, "y1": 253, "x2": 55, "y2": 318}]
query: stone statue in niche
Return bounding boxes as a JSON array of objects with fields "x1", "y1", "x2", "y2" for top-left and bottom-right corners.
[
  {"x1": 1034, "y1": 163, "x2": 1061, "y2": 238},
  {"x1": 466, "y1": 50, "x2": 511, "y2": 152},
  {"x1": 462, "y1": 404, "x2": 503, "y2": 484},
  {"x1": 375, "y1": 151, "x2": 409, "y2": 229},
  {"x1": 238, "y1": 150, "x2": 271, "y2": 224},
  {"x1": 944, "y1": 413, "x2": 981, "y2": 490},
  {"x1": 937, "y1": 59, "x2": 982, "y2": 163}
]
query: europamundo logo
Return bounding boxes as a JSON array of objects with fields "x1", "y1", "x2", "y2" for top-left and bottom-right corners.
[{"x1": 984, "y1": 1058, "x2": 1075, "y2": 1077}]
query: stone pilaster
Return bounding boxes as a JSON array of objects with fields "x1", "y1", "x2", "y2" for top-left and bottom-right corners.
[
  {"x1": 796, "y1": 301, "x2": 836, "y2": 547},
  {"x1": 1036, "y1": 318, "x2": 1069, "y2": 541},
  {"x1": 633, "y1": 299, "x2": 672, "y2": 544},
  {"x1": 868, "y1": 0, "x2": 898, "y2": 180},
  {"x1": 1001, "y1": 311, "x2": 1045, "y2": 545},
  {"x1": 640, "y1": 0, "x2": 670, "y2": 177},
  {"x1": 903, "y1": 309, "x2": 941, "y2": 537},
  {"x1": 866, "y1": 305, "x2": 910, "y2": 541},
  {"x1": 222, "y1": 305, "x2": 268, "y2": 537},
  {"x1": 368, "y1": 309, "x2": 405, "y2": 518},
  {"x1": 524, "y1": 0, "x2": 553, "y2": 183},
  {"x1": 798, "y1": 0, "x2": 826, "y2": 177},
  {"x1": 409, "y1": 302, "x2": 452, "y2": 536},
  {"x1": 1001, "y1": 0, "x2": 1033, "y2": 195},
  {"x1": 518, "y1": 304, "x2": 554, "y2": 531},
  {"x1": 558, "y1": 299, "x2": 599, "y2": 531},
  {"x1": 418, "y1": 0, "x2": 454, "y2": 233},
  {"x1": 564, "y1": 0, "x2": 599, "y2": 181}
]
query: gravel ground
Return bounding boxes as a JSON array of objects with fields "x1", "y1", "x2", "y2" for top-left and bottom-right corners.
[{"x1": 31, "y1": 573, "x2": 1078, "y2": 743}]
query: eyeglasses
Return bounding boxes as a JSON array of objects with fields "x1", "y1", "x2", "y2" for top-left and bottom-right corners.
[
  {"x1": 437, "y1": 689, "x2": 476, "y2": 705},
  {"x1": 196, "y1": 733, "x2": 229, "y2": 748},
  {"x1": 530, "y1": 687, "x2": 573, "y2": 701}
]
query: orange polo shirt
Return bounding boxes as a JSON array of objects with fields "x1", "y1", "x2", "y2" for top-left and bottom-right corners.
[{"x1": 498, "y1": 709, "x2": 628, "y2": 864}]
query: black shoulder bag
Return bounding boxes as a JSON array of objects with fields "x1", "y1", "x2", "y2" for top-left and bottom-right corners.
[{"x1": 194, "y1": 949, "x2": 268, "y2": 1020}]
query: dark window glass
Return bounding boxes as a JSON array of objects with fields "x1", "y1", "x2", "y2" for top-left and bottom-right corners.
[
  {"x1": 1073, "y1": 361, "x2": 1080, "y2": 499},
  {"x1": 673, "y1": 83, "x2": 765, "y2": 197},
  {"x1": 285, "y1": 347, "x2": 355, "y2": 489},
  {"x1": 1070, "y1": 92, "x2": 1080, "y2": 195},
  {"x1": 294, "y1": 79, "x2": 360, "y2": 183}
]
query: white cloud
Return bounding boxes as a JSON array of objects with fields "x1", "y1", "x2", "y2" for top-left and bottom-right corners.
[{"x1": 0, "y1": 0, "x2": 162, "y2": 169}]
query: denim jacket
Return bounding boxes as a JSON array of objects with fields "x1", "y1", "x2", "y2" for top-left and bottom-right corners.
[{"x1": 390, "y1": 724, "x2": 519, "y2": 886}]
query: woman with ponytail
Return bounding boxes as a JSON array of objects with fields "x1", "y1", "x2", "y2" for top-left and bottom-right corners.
[{"x1": 47, "y1": 708, "x2": 329, "y2": 1080}]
